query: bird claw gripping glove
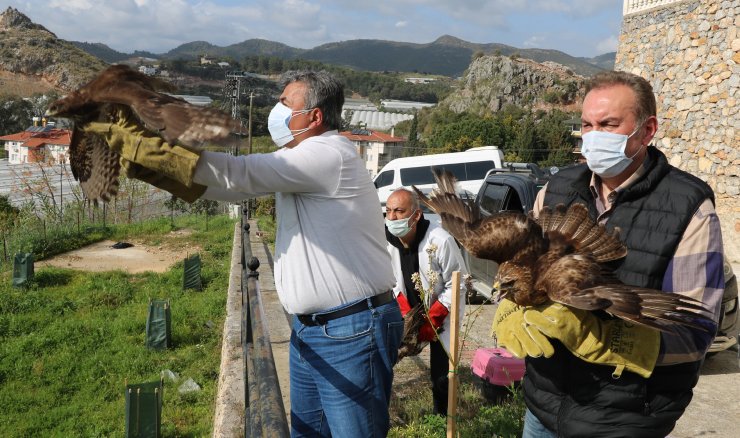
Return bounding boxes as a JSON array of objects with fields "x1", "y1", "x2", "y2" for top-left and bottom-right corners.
[
  {"x1": 82, "y1": 109, "x2": 201, "y2": 188},
  {"x1": 418, "y1": 300, "x2": 449, "y2": 342},
  {"x1": 120, "y1": 159, "x2": 206, "y2": 203},
  {"x1": 492, "y1": 298, "x2": 555, "y2": 358},
  {"x1": 523, "y1": 303, "x2": 660, "y2": 378}
]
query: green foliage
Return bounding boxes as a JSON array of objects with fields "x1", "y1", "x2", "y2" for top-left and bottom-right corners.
[
  {"x1": 0, "y1": 214, "x2": 234, "y2": 436},
  {"x1": 0, "y1": 96, "x2": 34, "y2": 135},
  {"x1": 389, "y1": 376, "x2": 526, "y2": 438},
  {"x1": 239, "y1": 55, "x2": 453, "y2": 104}
]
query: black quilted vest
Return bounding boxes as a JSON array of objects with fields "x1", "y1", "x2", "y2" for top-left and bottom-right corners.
[{"x1": 523, "y1": 146, "x2": 715, "y2": 437}]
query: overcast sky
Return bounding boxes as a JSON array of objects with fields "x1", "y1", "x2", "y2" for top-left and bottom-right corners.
[{"x1": 6, "y1": 0, "x2": 623, "y2": 58}]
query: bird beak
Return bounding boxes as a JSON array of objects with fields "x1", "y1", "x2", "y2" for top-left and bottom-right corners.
[{"x1": 492, "y1": 281, "x2": 506, "y2": 303}]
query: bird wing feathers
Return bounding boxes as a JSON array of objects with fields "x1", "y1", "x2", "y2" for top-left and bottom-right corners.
[
  {"x1": 415, "y1": 168, "x2": 712, "y2": 332},
  {"x1": 48, "y1": 64, "x2": 239, "y2": 203}
]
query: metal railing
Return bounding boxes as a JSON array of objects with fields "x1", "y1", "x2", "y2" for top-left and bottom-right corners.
[
  {"x1": 240, "y1": 211, "x2": 290, "y2": 438},
  {"x1": 623, "y1": 0, "x2": 684, "y2": 15}
]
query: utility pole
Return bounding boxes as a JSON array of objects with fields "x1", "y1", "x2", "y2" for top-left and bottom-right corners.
[{"x1": 248, "y1": 92, "x2": 253, "y2": 155}]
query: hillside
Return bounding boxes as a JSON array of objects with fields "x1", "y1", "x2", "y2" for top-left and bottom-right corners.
[
  {"x1": 163, "y1": 38, "x2": 303, "y2": 61},
  {"x1": 0, "y1": 7, "x2": 108, "y2": 95},
  {"x1": 443, "y1": 54, "x2": 586, "y2": 114},
  {"x1": 70, "y1": 31, "x2": 610, "y2": 77}
]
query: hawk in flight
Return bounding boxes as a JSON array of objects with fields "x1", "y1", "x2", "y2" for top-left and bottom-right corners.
[
  {"x1": 414, "y1": 169, "x2": 712, "y2": 332},
  {"x1": 46, "y1": 64, "x2": 238, "y2": 203}
]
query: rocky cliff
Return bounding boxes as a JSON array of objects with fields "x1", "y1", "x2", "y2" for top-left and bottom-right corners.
[
  {"x1": 0, "y1": 7, "x2": 108, "y2": 94},
  {"x1": 443, "y1": 54, "x2": 586, "y2": 114}
]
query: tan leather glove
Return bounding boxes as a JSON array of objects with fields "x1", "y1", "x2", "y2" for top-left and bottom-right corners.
[
  {"x1": 492, "y1": 299, "x2": 555, "y2": 359},
  {"x1": 524, "y1": 303, "x2": 660, "y2": 378},
  {"x1": 83, "y1": 109, "x2": 201, "y2": 187},
  {"x1": 120, "y1": 159, "x2": 206, "y2": 203}
]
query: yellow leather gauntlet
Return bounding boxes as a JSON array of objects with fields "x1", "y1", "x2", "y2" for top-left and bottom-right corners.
[
  {"x1": 120, "y1": 159, "x2": 206, "y2": 203},
  {"x1": 524, "y1": 303, "x2": 660, "y2": 378},
  {"x1": 83, "y1": 111, "x2": 201, "y2": 187},
  {"x1": 492, "y1": 299, "x2": 555, "y2": 359}
]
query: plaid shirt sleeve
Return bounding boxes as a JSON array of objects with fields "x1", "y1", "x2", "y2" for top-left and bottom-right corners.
[{"x1": 657, "y1": 198, "x2": 725, "y2": 365}]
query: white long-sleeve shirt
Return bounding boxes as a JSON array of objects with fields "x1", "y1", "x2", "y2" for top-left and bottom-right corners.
[
  {"x1": 193, "y1": 131, "x2": 395, "y2": 314},
  {"x1": 387, "y1": 222, "x2": 468, "y2": 351}
]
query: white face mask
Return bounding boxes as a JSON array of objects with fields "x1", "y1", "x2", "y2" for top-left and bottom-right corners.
[
  {"x1": 581, "y1": 125, "x2": 644, "y2": 178},
  {"x1": 385, "y1": 210, "x2": 418, "y2": 238},
  {"x1": 267, "y1": 102, "x2": 311, "y2": 147}
]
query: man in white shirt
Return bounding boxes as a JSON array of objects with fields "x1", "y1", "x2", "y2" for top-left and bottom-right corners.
[
  {"x1": 385, "y1": 188, "x2": 467, "y2": 416},
  {"x1": 87, "y1": 70, "x2": 403, "y2": 437}
]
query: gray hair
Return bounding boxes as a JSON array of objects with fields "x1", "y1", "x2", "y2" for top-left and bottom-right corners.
[
  {"x1": 390, "y1": 187, "x2": 420, "y2": 211},
  {"x1": 279, "y1": 70, "x2": 345, "y2": 130}
]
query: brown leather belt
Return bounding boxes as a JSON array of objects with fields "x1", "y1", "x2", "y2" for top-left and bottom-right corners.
[{"x1": 297, "y1": 290, "x2": 394, "y2": 326}]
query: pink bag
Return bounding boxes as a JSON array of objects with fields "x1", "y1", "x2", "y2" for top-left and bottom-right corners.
[{"x1": 471, "y1": 347, "x2": 525, "y2": 386}]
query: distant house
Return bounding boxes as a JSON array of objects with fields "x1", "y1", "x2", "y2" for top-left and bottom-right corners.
[
  {"x1": 138, "y1": 65, "x2": 157, "y2": 76},
  {"x1": 217, "y1": 62, "x2": 230, "y2": 68},
  {"x1": 0, "y1": 121, "x2": 71, "y2": 165},
  {"x1": 200, "y1": 55, "x2": 214, "y2": 65},
  {"x1": 563, "y1": 116, "x2": 584, "y2": 162},
  {"x1": 340, "y1": 129, "x2": 406, "y2": 177}
]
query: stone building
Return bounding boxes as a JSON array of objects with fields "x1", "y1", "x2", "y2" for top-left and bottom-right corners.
[{"x1": 616, "y1": 0, "x2": 739, "y2": 260}]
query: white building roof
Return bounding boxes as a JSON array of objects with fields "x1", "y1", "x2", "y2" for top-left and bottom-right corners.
[
  {"x1": 344, "y1": 110, "x2": 413, "y2": 131},
  {"x1": 380, "y1": 99, "x2": 436, "y2": 112}
]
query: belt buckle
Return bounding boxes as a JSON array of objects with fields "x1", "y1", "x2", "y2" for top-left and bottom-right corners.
[{"x1": 313, "y1": 314, "x2": 327, "y2": 325}]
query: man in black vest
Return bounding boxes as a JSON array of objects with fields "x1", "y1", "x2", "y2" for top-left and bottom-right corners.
[{"x1": 496, "y1": 71, "x2": 725, "y2": 437}]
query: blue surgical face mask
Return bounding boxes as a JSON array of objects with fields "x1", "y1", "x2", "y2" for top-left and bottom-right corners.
[
  {"x1": 581, "y1": 125, "x2": 644, "y2": 178},
  {"x1": 267, "y1": 102, "x2": 312, "y2": 147},
  {"x1": 385, "y1": 211, "x2": 418, "y2": 238}
]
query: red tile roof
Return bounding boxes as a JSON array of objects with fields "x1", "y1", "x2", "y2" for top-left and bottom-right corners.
[
  {"x1": 0, "y1": 128, "x2": 71, "y2": 149},
  {"x1": 339, "y1": 130, "x2": 405, "y2": 143}
]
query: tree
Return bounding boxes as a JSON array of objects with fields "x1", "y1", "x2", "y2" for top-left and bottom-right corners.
[{"x1": 0, "y1": 97, "x2": 34, "y2": 135}]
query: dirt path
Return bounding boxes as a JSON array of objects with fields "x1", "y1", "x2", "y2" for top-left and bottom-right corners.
[{"x1": 36, "y1": 231, "x2": 200, "y2": 273}]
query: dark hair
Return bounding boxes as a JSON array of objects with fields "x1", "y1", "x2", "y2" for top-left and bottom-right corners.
[
  {"x1": 584, "y1": 71, "x2": 656, "y2": 125},
  {"x1": 279, "y1": 70, "x2": 345, "y2": 130}
]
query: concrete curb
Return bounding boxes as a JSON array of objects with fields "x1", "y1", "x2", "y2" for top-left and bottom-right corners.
[{"x1": 212, "y1": 222, "x2": 244, "y2": 438}]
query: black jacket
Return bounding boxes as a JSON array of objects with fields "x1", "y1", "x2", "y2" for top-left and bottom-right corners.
[{"x1": 525, "y1": 147, "x2": 714, "y2": 437}]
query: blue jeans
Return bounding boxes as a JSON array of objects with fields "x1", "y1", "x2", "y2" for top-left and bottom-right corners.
[
  {"x1": 523, "y1": 408, "x2": 557, "y2": 438},
  {"x1": 289, "y1": 297, "x2": 404, "y2": 437}
]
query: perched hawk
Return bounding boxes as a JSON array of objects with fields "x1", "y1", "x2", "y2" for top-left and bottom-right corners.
[
  {"x1": 414, "y1": 169, "x2": 712, "y2": 332},
  {"x1": 45, "y1": 64, "x2": 238, "y2": 203}
]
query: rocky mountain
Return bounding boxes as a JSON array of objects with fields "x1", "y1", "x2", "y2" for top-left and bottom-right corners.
[
  {"x1": 443, "y1": 54, "x2": 586, "y2": 114},
  {"x1": 0, "y1": 7, "x2": 107, "y2": 94}
]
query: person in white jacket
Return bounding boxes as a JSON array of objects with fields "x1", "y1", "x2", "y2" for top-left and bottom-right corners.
[{"x1": 385, "y1": 188, "x2": 468, "y2": 416}]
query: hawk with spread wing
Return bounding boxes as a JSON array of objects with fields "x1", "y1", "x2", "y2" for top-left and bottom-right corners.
[
  {"x1": 45, "y1": 64, "x2": 238, "y2": 203},
  {"x1": 413, "y1": 169, "x2": 712, "y2": 332}
]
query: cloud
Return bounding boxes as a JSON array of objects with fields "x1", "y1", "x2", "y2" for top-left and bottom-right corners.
[
  {"x1": 395, "y1": 21, "x2": 408, "y2": 28},
  {"x1": 596, "y1": 35, "x2": 619, "y2": 53},
  {"x1": 523, "y1": 35, "x2": 545, "y2": 47}
]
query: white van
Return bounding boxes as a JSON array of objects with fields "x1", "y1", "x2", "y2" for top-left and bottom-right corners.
[{"x1": 373, "y1": 146, "x2": 505, "y2": 211}]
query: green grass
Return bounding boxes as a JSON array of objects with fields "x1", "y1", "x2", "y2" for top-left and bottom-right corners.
[
  {"x1": 0, "y1": 214, "x2": 236, "y2": 437},
  {"x1": 389, "y1": 368, "x2": 525, "y2": 438}
]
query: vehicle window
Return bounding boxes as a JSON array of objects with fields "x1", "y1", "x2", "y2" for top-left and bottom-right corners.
[
  {"x1": 399, "y1": 160, "x2": 496, "y2": 186},
  {"x1": 374, "y1": 170, "x2": 394, "y2": 188},
  {"x1": 479, "y1": 184, "x2": 512, "y2": 215}
]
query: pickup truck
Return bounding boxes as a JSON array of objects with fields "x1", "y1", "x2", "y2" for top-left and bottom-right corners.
[{"x1": 462, "y1": 163, "x2": 738, "y2": 355}]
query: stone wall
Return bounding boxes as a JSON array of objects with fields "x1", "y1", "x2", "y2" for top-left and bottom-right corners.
[{"x1": 616, "y1": 0, "x2": 740, "y2": 262}]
